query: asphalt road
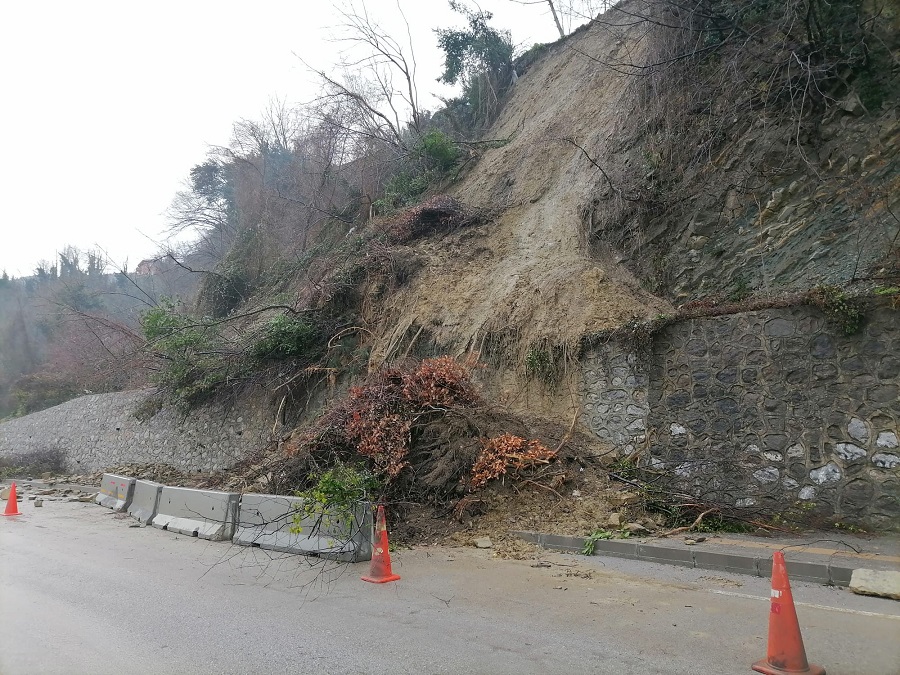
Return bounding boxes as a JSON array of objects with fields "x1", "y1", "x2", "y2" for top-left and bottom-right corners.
[{"x1": 1, "y1": 501, "x2": 898, "y2": 675}]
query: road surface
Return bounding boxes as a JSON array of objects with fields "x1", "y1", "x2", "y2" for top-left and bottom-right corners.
[{"x1": 1, "y1": 501, "x2": 898, "y2": 674}]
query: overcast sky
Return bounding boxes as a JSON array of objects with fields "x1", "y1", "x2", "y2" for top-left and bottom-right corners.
[{"x1": 0, "y1": 0, "x2": 572, "y2": 277}]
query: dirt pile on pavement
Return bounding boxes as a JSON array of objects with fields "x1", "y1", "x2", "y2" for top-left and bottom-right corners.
[{"x1": 392, "y1": 465, "x2": 661, "y2": 559}]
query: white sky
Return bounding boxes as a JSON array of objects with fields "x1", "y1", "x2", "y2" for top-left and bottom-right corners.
[{"x1": 0, "y1": 0, "x2": 570, "y2": 277}]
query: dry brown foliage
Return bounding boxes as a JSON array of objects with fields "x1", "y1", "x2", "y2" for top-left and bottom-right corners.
[
  {"x1": 470, "y1": 433, "x2": 558, "y2": 489},
  {"x1": 299, "y1": 356, "x2": 482, "y2": 479}
]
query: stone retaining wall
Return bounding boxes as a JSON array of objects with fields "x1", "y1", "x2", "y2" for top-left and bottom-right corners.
[
  {"x1": 581, "y1": 304, "x2": 900, "y2": 530},
  {"x1": 0, "y1": 389, "x2": 273, "y2": 473}
]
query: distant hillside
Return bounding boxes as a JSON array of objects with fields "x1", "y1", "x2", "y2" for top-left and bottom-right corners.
[{"x1": 0, "y1": 253, "x2": 197, "y2": 418}]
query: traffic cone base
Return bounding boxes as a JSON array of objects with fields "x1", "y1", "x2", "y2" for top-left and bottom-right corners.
[
  {"x1": 361, "y1": 505, "x2": 400, "y2": 584},
  {"x1": 361, "y1": 567, "x2": 401, "y2": 584},
  {"x1": 2, "y1": 482, "x2": 21, "y2": 516},
  {"x1": 752, "y1": 658, "x2": 825, "y2": 675},
  {"x1": 752, "y1": 551, "x2": 826, "y2": 675}
]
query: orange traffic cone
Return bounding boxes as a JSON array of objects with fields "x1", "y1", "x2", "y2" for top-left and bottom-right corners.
[
  {"x1": 2, "y1": 482, "x2": 22, "y2": 516},
  {"x1": 361, "y1": 504, "x2": 400, "y2": 584},
  {"x1": 752, "y1": 551, "x2": 825, "y2": 675}
]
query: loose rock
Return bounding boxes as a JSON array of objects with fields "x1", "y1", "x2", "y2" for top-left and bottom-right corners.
[
  {"x1": 609, "y1": 492, "x2": 640, "y2": 507},
  {"x1": 849, "y1": 569, "x2": 900, "y2": 601}
]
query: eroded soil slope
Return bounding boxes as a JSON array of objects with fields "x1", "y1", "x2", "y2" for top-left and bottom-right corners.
[
  {"x1": 372, "y1": 0, "x2": 897, "y2": 372},
  {"x1": 370, "y1": 10, "x2": 671, "y2": 372}
]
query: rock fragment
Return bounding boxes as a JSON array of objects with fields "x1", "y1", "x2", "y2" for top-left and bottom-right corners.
[{"x1": 849, "y1": 569, "x2": 900, "y2": 601}]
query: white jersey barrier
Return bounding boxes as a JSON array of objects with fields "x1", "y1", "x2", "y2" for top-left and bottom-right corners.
[
  {"x1": 233, "y1": 493, "x2": 373, "y2": 562},
  {"x1": 127, "y1": 479, "x2": 164, "y2": 525},
  {"x1": 96, "y1": 473, "x2": 135, "y2": 512},
  {"x1": 151, "y1": 486, "x2": 239, "y2": 541}
]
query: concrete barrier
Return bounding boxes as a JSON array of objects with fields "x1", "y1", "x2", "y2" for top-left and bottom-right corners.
[
  {"x1": 152, "y1": 486, "x2": 239, "y2": 541},
  {"x1": 127, "y1": 479, "x2": 163, "y2": 525},
  {"x1": 95, "y1": 473, "x2": 135, "y2": 512},
  {"x1": 233, "y1": 494, "x2": 373, "y2": 562}
]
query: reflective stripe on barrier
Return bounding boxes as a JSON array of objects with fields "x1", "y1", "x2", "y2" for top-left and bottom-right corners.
[
  {"x1": 127, "y1": 479, "x2": 163, "y2": 525},
  {"x1": 233, "y1": 493, "x2": 373, "y2": 562},
  {"x1": 95, "y1": 473, "x2": 135, "y2": 512},
  {"x1": 151, "y1": 486, "x2": 239, "y2": 541}
]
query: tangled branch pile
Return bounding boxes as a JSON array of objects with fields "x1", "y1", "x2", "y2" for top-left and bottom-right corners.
[
  {"x1": 296, "y1": 356, "x2": 481, "y2": 479},
  {"x1": 280, "y1": 354, "x2": 575, "y2": 506},
  {"x1": 383, "y1": 195, "x2": 488, "y2": 243}
]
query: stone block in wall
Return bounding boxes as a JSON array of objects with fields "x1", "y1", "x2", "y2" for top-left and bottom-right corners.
[
  {"x1": 580, "y1": 348, "x2": 648, "y2": 455},
  {"x1": 627, "y1": 304, "x2": 899, "y2": 531}
]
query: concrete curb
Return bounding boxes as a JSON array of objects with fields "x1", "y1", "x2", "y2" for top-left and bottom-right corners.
[{"x1": 512, "y1": 530, "x2": 855, "y2": 587}]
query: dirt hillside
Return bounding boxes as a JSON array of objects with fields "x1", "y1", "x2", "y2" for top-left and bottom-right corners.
[
  {"x1": 369, "y1": 10, "x2": 670, "y2": 375},
  {"x1": 371, "y1": 0, "x2": 897, "y2": 376}
]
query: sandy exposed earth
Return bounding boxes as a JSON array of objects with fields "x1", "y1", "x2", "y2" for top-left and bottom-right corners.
[{"x1": 370, "y1": 11, "x2": 670, "y2": 376}]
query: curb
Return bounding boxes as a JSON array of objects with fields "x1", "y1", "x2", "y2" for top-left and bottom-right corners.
[{"x1": 512, "y1": 530, "x2": 855, "y2": 587}]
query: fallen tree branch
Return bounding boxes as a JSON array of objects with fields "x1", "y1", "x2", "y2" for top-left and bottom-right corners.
[
  {"x1": 327, "y1": 326, "x2": 373, "y2": 349},
  {"x1": 553, "y1": 407, "x2": 579, "y2": 454},
  {"x1": 656, "y1": 507, "x2": 718, "y2": 537},
  {"x1": 519, "y1": 479, "x2": 564, "y2": 500}
]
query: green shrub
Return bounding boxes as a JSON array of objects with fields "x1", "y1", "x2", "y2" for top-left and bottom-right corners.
[
  {"x1": 251, "y1": 315, "x2": 317, "y2": 361},
  {"x1": 524, "y1": 347, "x2": 559, "y2": 386},
  {"x1": 810, "y1": 285, "x2": 864, "y2": 336},
  {"x1": 374, "y1": 170, "x2": 432, "y2": 213},
  {"x1": 727, "y1": 276, "x2": 752, "y2": 302},
  {"x1": 292, "y1": 463, "x2": 381, "y2": 537},
  {"x1": 419, "y1": 129, "x2": 458, "y2": 172},
  {"x1": 140, "y1": 300, "x2": 227, "y2": 407},
  {"x1": 141, "y1": 300, "x2": 204, "y2": 347},
  {"x1": 374, "y1": 129, "x2": 462, "y2": 215}
]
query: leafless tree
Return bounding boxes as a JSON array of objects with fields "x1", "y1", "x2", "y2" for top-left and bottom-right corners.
[
  {"x1": 300, "y1": 0, "x2": 424, "y2": 156},
  {"x1": 509, "y1": 0, "x2": 613, "y2": 37}
]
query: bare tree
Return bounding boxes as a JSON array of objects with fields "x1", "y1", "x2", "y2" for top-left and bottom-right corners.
[
  {"x1": 510, "y1": 0, "x2": 566, "y2": 37},
  {"x1": 299, "y1": 0, "x2": 424, "y2": 156},
  {"x1": 167, "y1": 164, "x2": 232, "y2": 235},
  {"x1": 509, "y1": 0, "x2": 613, "y2": 37}
]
